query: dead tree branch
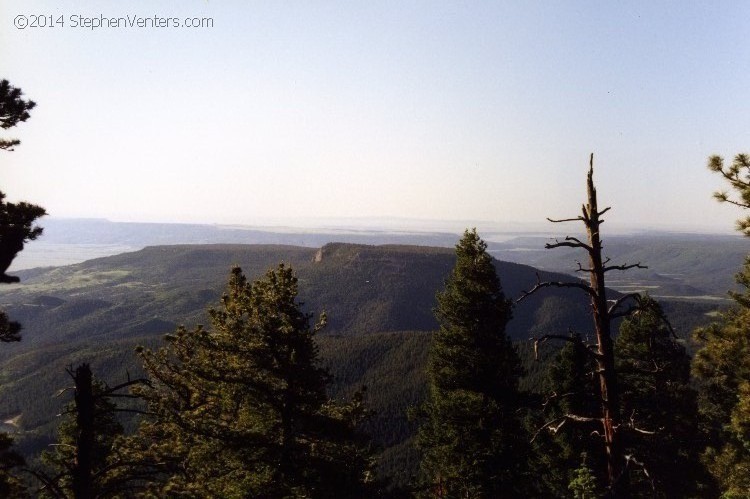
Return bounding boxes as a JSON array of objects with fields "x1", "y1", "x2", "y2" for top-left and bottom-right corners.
[
  {"x1": 546, "y1": 236, "x2": 593, "y2": 253},
  {"x1": 603, "y1": 262, "x2": 648, "y2": 273},
  {"x1": 530, "y1": 413, "x2": 603, "y2": 443},
  {"x1": 517, "y1": 273, "x2": 596, "y2": 304}
]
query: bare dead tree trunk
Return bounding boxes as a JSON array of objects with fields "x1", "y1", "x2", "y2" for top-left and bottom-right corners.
[
  {"x1": 519, "y1": 154, "x2": 646, "y2": 496},
  {"x1": 582, "y1": 159, "x2": 621, "y2": 493}
]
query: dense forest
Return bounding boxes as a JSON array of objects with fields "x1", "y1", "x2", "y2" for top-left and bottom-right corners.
[{"x1": 2, "y1": 80, "x2": 750, "y2": 498}]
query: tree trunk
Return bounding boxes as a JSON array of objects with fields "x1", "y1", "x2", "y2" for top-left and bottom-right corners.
[{"x1": 583, "y1": 162, "x2": 623, "y2": 494}]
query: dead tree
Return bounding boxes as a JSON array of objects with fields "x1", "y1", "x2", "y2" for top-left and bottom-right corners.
[{"x1": 518, "y1": 154, "x2": 645, "y2": 496}]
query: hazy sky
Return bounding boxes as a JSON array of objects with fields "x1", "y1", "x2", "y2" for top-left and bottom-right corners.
[{"x1": 2, "y1": 1, "x2": 749, "y2": 232}]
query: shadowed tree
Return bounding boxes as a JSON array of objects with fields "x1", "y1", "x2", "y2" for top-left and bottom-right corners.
[
  {"x1": 532, "y1": 335, "x2": 603, "y2": 496},
  {"x1": 0, "y1": 79, "x2": 46, "y2": 337},
  {"x1": 413, "y1": 228, "x2": 529, "y2": 497},
  {"x1": 616, "y1": 296, "x2": 713, "y2": 497},
  {"x1": 35, "y1": 364, "x2": 147, "y2": 499},
  {"x1": 0, "y1": 78, "x2": 45, "y2": 497}
]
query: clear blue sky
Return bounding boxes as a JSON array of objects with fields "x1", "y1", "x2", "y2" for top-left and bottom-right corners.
[{"x1": 2, "y1": 1, "x2": 749, "y2": 232}]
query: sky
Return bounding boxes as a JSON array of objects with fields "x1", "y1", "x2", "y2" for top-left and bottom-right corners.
[{"x1": 2, "y1": 1, "x2": 749, "y2": 233}]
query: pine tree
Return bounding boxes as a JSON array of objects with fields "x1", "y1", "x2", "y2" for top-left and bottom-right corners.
[
  {"x1": 414, "y1": 228, "x2": 526, "y2": 497},
  {"x1": 0, "y1": 79, "x2": 45, "y2": 291},
  {"x1": 616, "y1": 297, "x2": 712, "y2": 497},
  {"x1": 708, "y1": 153, "x2": 750, "y2": 235},
  {"x1": 0, "y1": 434, "x2": 25, "y2": 498},
  {"x1": 568, "y1": 453, "x2": 600, "y2": 499},
  {"x1": 693, "y1": 261, "x2": 750, "y2": 497},
  {"x1": 695, "y1": 152, "x2": 750, "y2": 496},
  {"x1": 124, "y1": 265, "x2": 375, "y2": 497},
  {"x1": 0, "y1": 78, "x2": 45, "y2": 497},
  {"x1": 39, "y1": 365, "x2": 126, "y2": 499},
  {"x1": 535, "y1": 336, "x2": 603, "y2": 496}
]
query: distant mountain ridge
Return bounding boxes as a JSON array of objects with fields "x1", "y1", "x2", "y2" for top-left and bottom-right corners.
[{"x1": 13, "y1": 218, "x2": 744, "y2": 300}]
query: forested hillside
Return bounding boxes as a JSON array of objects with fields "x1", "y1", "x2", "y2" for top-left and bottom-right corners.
[{"x1": 0, "y1": 242, "x2": 721, "y2": 491}]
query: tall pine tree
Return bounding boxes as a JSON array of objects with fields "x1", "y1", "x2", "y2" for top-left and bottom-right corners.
[
  {"x1": 39, "y1": 365, "x2": 126, "y2": 499},
  {"x1": 0, "y1": 79, "x2": 45, "y2": 497},
  {"x1": 695, "y1": 152, "x2": 750, "y2": 496},
  {"x1": 414, "y1": 229, "x2": 527, "y2": 497},
  {"x1": 123, "y1": 264, "x2": 375, "y2": 497},
  {"x1": 534, "y1": 336, "x2": 603, "y2": 496},
  {"x1": 616, "y1": 297, "x2": 712, "y2": 497},
  {"x1": 693, "y1": 262, "x2": 750, "y2": 497}
]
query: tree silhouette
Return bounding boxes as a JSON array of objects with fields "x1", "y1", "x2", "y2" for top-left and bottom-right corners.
[
  {"x1": 0, "y1": 79, "x2": 36, "y2": 151},
  {"x1": 0, "y1": 79, "x2": 46, "y2": 341},
  {"x1": 0, "y1": 79, "x2": 45, "y2": 496}
]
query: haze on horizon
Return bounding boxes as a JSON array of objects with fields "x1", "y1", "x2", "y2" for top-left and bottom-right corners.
[{"x1": 2, "y1": 1, "x2": 749, "y2": 234}]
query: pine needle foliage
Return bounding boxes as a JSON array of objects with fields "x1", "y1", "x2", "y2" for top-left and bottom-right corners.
[
  {"x1": 125, "y1": 264, "x2": 376, "y2": 497},
  {"x1": 414, "y1": 229, "x2": 527, "y2": 498},
  {"x1": 693, "y1": 261, "x2": 750, "y2": 498},
  {"x1": 616, "y1": 297, "x2": 712, "y2": 497}
]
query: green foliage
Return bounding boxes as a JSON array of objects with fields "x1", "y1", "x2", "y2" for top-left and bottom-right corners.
[
  {"x1": 0, "y1": 79, "x2": 36, "y2": 151},
  {"x1": 414, "y1": 229, "x2": 528, "y2": 497},
  {"x1": 568, "y1": 453, "x2": 600, "y2": 499},
  {"x1": 531, "y1": 335, "x2": 603, "y2": 496},
  {"x1": 0, "y1": 242, "x2": 732, "y2": 490},
  {"x1": 39, "y1": 373, "x2": 125, "y2": 498},
  {"x1": 0, "y1": 433, "x2": 26, "y2": 498},
  {"x1": 124, "y1": 264, "x2": 376, "y2": 497},
  {"x1": 693, "y1": 260, "x2": 750, "y2": 497},
  {"x1": 0, "y1": 78, "x2": 43, "y2": 496},
  {"x1": 708, "y1": 154, "x2": 750, "y2": 235},
  {"x1": 617, "y1": 297, "x2": 712, "y2": 497}
]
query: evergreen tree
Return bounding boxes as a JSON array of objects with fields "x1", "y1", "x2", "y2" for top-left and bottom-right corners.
[
  {"x1": 693, "y1": 261, "x2": 750, "y2": 497},
  {"x1": 696, "y1": 152, "x2": 750, "y2": 496},
  {"x1": 534, "y1": 336, "x2": 603, "y2": 496},
  {"x1": 0, "y1": 79, "x2": 45, "y2": 291},
  {"x1": 0, "y1": 78, "x2": 45, "y2": 497},
  {"x1": 39, "y1": 365, "x2": 126, "y2": 499},
  {"x1": 0, "y1": 79, "x2": 36, "y2": 151},
  {"x1": 708, "y1": 153, "x2": 750, "y2": 235},
  {"x1": 568, "y1": 453, "x2": 600, "y2": 499},
  {"x1": 0, "y1": 434, "x2": 25, "y2": 498},
  {"x1": 616, "y1": 297, "x2": 712, "y2": 497},
  {"x1": 124, "y1": 265, "x2": 375, "y2": 497},
  {"x1": 414, "y1": 229, "x2": 527, "y2": 497}
]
